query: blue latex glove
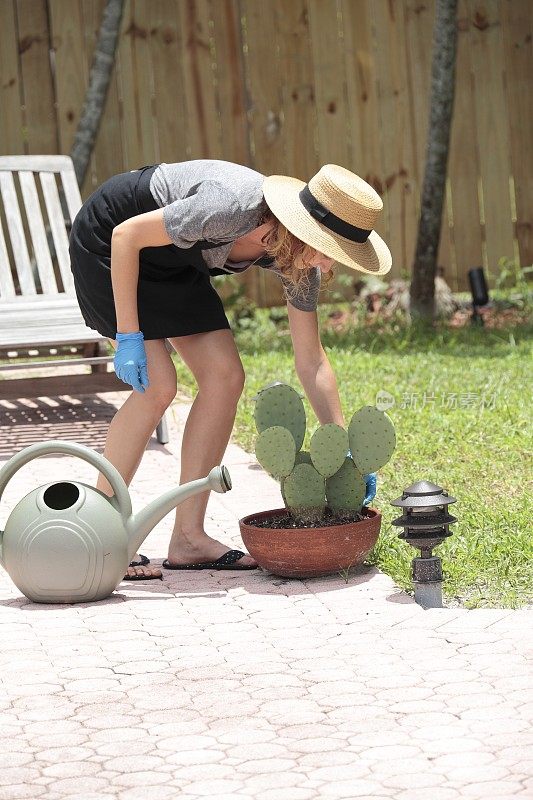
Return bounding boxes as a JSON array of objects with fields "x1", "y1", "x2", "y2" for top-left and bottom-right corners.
[
  {"x1": 347, "y1": 450, "x2": 377, "y2": 506},
  {"x1": 363, "y1": 472, "x2": 377, "y2": 506},
  {"x1": 114, "y1": 331, "x2": 149, "y2": 393}
]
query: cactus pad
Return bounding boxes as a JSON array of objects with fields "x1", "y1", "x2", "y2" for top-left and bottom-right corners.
[
  {"x1": 256, "y1": 426, "x2": 296, "y2": 478},
  {"x1": 295, "y1": 450, "x2": 312, "y2": 466},
  {"x1": 326, "y1": 457, "x2": 366, "y2": 512},
  {"x1": 284, "y1": 463, "x2": 325, "y2": 517},
  {"x1": 280, "y1": 476, "x2": 288, "y2": 506},
  {"x1": 310, "y1": 424, "x2": 349, "y2": 477},
  {"x1": 254, "y1": 384, "x2": 306, "y2": 451},
  {"x1": 348, "y1": 406, "x2": 396, "y2": 474}
]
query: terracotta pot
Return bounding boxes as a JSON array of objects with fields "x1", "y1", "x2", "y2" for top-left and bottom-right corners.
[{"x1": 239, "y1": 507, "x2": 382, "y2": 578}]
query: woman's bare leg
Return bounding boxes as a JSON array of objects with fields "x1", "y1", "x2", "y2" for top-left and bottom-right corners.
[
  {"x1": 166, "y1": 329, "x2": 257, "y2": 567},
  {"x1": 97, "y1": 338, "x2": 178, "y2": 578}
]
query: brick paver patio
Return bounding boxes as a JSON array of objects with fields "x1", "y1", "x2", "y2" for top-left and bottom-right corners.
[{"x1": 0, "y1": 391, "x2": 531, "y2": 800}]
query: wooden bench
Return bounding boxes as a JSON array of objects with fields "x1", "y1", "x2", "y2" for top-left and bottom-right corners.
[{"x1": 0, "y1": 155, "x2": 168, "y2": 443}]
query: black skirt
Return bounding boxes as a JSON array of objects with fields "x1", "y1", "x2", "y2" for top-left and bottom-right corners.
[{"x1": 69, "y1": 165, "x2": 231, "y2": 340}]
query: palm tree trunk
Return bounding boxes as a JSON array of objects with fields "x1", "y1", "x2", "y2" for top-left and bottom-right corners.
[
  {"x1": 410, "y1": 0, "x2": 458, "y2": 321},
  {"x1": 70, "y1": 0, "x2": 124, "y2": 187}
]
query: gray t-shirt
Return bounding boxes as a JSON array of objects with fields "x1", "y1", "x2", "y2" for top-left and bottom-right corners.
[{"x1": 149, "y1": 160, "x2": 320, "y2": 311}]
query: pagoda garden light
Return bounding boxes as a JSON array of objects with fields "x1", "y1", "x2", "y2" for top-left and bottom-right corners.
[{"x1": 390, "y1": 480, "x2": 458, "y2": 609}]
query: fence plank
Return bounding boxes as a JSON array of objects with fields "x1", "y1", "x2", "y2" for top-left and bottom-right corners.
[
  {"x1": 210, "y1": 0, "x2": 259, "y2": 305},
  {"x1": 16, "y1": 0, "x2": 58, "y2": 153},
  {"x1": 0, "y1": 1, "x2": 25, "y2": 155},
  {"x1": 148, "y1": 0, "x2": 189, "y2": 164},
  {"x1": 177, "y1": 0, "x2": 222, "y2": 160},
  {"x1": 211, "y1": 0, "x2": 251, "y2": 166},
  {"x1": 468, "y1": 0, "x2": 515, "y2": 277},
  {"x1": 341, "y1": 0, "x2": 381, "y2": 184},
  {"x1": 277, "y1": 0, "x2": 318, "y2": 182},
  {"x1": 48, "y1": 0, "x2": 86, "y2": 154},
  {"x1": 133, "y1": 0, "x2": 157, "y2": 165},
  {"x1": 445, "y1": 0, "x2": 483, "y2": 291},
  {"x1": 371, "y1": 0, "x2": 418, "y2": 280},
  {"x1": 115, "y1": 0, "x2": 152, "y2": 169},
  {"x1": 307, "y1": 0, "x2": 350, "y2": 167},
  {"x1": 240, "y1": 0, "x2": 285, "y2": 175},
  {"x1": 259, "y1": 0, "x2": 319, "y2": 308},
  {"x1": 341, "y1": 0, "x2": 389, "y2": 272},
  {"x1": 501, "y1": 0, "x2": 533, "y2": 267},
  {"x1": 240, "y1": 0, "x2": 286, "y2": 306},
  {"x1": 403, "y1": 1, "x2": 433, "y2": 190}
]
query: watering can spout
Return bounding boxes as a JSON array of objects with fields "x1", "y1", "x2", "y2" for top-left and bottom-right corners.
[
  {"x1": 126, "y1": 466, "x2": 232, "y2": 562},
  {"x1": 0, "y1": 530, "x2": 4, "y2": 568}
]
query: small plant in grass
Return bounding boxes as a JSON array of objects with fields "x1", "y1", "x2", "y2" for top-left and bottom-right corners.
[
  {"x1": 254, "y1": 383, "x2": 396, "y2": 527},
  {"x1": 338, "y1": 560, "x2": 360, "y2": 583},
  {"x1": 494, "y1": 257, "x2": 533, "y2": 296}
]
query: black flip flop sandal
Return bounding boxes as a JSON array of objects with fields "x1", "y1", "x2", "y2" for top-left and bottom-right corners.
[
  {"x1": 162, "y1": 549, "x2": 257, "y2": 571},
  {"x1": 122, "y1": 568, "x2": 163, "y2": 582},
  {"x1": 128, "y1": 554, "x2": 150, "y2": 567}
]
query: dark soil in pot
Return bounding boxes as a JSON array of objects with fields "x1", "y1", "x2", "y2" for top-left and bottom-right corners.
[{"x1": 244, "y1": 507, "x2": 366, "y2": 529}]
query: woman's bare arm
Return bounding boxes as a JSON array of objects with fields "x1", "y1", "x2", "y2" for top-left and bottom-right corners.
[
  {"x1": 286, "y1": 303, "x2": 345, "y2": 427},
  {"x1": 111, "y1": 208, "x2": 173, "y2": 333}
]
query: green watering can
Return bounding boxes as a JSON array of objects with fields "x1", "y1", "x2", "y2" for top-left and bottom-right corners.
[{"x1": 0, "y1": 440, "x2": 232, "y2": 604}]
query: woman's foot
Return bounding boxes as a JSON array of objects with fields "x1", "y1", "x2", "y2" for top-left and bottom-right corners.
[
  {"x1": 124, "y1": 554, "x2": 162, "y2": 580},
  {"x1": 166, "y1": 532, "x2": 258, "y2": 568}
]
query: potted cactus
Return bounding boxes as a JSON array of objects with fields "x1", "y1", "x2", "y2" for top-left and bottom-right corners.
[{"x1": 239, "y1": 383, "x2": 396, "y2": 578}]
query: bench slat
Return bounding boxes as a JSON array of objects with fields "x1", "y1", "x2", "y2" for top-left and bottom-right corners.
[
  {"x1": 0, "y1": 313, "x2": 86, "y2": 327},
  {"x1": 0, "y1": 331, "x2": 97, "y2": 346},
  {"x1": 0, "y1": 216, "x2": 16, "y2": 299},
  {"x1": 60, "y1": 166, "x2": 83, "y2": 222},
  {"x1": 1, "y1": 301, "x2": 87, "y2": 321},
  {"x1": 0, "y1": 356, "x2": 112, "y2": 371},
  {"x1": 0, "y1": 155, "x2": 74, "y2": 172},
  {"x1": 0, "y1": 371, "x2": 124, "y2": 400},
  {"x1": 19, "y1": 171, "x2": 58, "y2": 295},
  {"x1": 0, "y1": 294, "x2": 83, "y2": 308},
  {"x1": 0, "y1": 172, "x2": 36, "y2": 295},
  {"x1": 40, "y1": 172, "x2": 73, "y2": 293}
]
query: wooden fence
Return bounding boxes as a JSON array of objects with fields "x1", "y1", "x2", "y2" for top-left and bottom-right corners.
[{"x1": 1, "y1": 0, "x2": 531, "y2": 304}]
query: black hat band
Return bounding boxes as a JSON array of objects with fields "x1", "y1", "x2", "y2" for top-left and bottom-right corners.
[{"x1": 299, "y1": 184, "x2": 372, "y2": 244}]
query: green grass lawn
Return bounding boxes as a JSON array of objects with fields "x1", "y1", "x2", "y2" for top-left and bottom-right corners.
[{"x1": 174, "y1": 304, "x2": 533, "y2": 609}]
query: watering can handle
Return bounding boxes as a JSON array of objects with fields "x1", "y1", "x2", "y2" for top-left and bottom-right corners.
[{"x1": 0, "y1": 440, "x2": 132, "y2": 520}]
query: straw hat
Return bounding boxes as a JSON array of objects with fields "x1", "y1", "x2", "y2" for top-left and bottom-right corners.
[{"x1": 263, "y1": 164, "x2": 392, "y2": 276}]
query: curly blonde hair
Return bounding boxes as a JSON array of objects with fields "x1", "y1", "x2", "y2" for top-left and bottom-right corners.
[{"x1": 259, "y1": 209, "x2": 336, "y2": 300}]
